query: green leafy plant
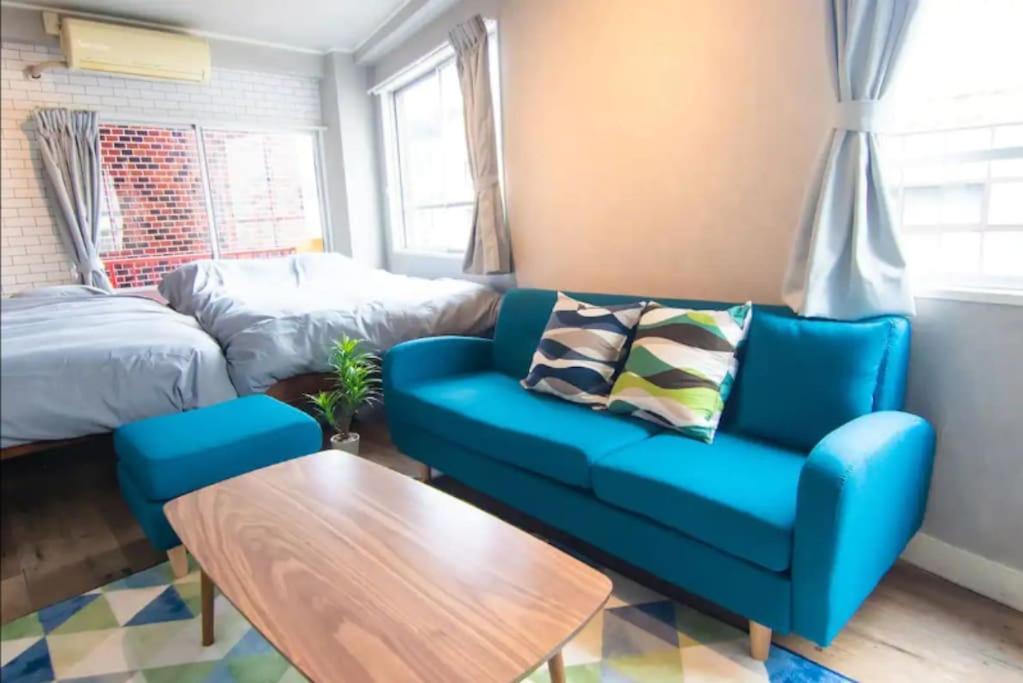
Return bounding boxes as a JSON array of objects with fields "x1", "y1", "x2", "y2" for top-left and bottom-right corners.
[
  {"x1": 306, "y1": 336, "x2": 382, "y2": 438},
  {"x1": 306, "y1": 390, "x2": 342, "y2": 433}
]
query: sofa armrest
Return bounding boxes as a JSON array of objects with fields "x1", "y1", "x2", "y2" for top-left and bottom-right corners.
[
  {"x1": 384, "y1": 336, "x2": 495, "y2": 390},
  {"x1": 792, "y1": 411, "x2": 935, "y2": 645}
]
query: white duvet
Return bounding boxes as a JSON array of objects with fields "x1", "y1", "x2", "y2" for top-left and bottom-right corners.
[{"x1": 159, "y1": 254, "x2": 501, "y2": 394}]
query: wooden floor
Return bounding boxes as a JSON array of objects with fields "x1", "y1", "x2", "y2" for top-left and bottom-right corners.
[
  {"x1": 0, "y1": 435, "x2": 164, "y2": 621},
  {"x1": 2, "y1": 422, "x2": 1021, "y2": 682}
]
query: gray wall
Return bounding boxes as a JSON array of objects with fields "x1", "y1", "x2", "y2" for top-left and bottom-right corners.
[
  {"x1": 908, "y1": 298, "x2": 1023, "y2": 569},
  {"x1": 321, "y1": 52, "x2": 385, "y2": 267}
]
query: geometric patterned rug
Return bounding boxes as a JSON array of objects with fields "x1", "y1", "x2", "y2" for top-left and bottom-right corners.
[{"x1": 1, "y1": 557, "x2": 854, "y2": 682}]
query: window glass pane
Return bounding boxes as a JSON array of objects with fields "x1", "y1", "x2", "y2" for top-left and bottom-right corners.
[
  {"x1": 889, "y1": 0, "x2": 1023, "y2": 129},
  {"x1": 393, "y1": 57, "x2": 474, "y2": 253},
  {"x1": 406, "y1": 206, "x2": 475, "y2": 253},
  {"x1": 903, "y1": 232, "x2": 941, "y2": 280},
  {"x1": 396, "y1": 72, "x2": 443, "y2": 208},
  {"x1": 945, "y1": 128, "x2": 991, "y2": 153},
  {"x1": 982, "y1": 231, "x2": 1023, "y2": 277},
  {"x1": 98, "y1": 125, "x2": 213, "y2": 289},
  {"x1": 901, "y1": 187, "x2": 940, "y2": 226},
  {"x1": 402, "y1": 207, "x2": 435, "y2": 252},
  {"x1": 988, "y1": 181, "x2": 1023, "y2": 224},
  {"x1": 902, "y1": 184, "x2": 983, "y2": 226},
  {"x1": 902, "y1": 161, "x2": 986, "y2": 186},
  {"x1": 936, "y1": 232, "x2": 982, "y2": 275},
  {"x1": 902, "y1": 132, "x2": 946, "y2": 158},
  {"x1": 993, "y1": 124, "x2": 1023, "y2": 148},
  {"x1": 440, "y1": 61, "x2": 474, "y2": 202},
  {"x1": 991, "y1": 159, "x2": 1023, "y2": 179},
  {"x1": 204, "y1": 130, "x2": 324, "y2": 257},
  {"x1": 940, "y1": 184, "x2": 985, "y2": 225}
]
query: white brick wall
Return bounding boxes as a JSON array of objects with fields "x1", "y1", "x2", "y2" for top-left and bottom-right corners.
[{"x1": 0, "y1": 40, "x2": 322, "y2": 295}]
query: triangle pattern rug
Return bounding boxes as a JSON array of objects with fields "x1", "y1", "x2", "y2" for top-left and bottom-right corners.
[{"x1": 1, "y1": 557, "x2": 853, "y2": 682}]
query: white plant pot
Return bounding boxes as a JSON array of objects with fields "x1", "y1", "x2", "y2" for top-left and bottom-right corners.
[{"x1": 330, "y1": 432, "x2": 360, "y2": 455}]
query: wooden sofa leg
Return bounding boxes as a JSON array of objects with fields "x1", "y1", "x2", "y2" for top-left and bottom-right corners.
[
  {"x1": 421, "y1": 462, "x2": 432, "y2": 484},
  {"x1": 168, "y1": 545, "x2": 189, "y2": 578},
  {"x1": 749, "y1": 620, "x2": 772, "y2": 661}
]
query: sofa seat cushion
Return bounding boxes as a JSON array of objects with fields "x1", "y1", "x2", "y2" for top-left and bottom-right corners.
[
  {"x1": 591, "y1": 432, "x2": 804, "y2": 571},
  {"x1": 115, "y1": 395, "x2": 322, "y2": 501},
  {"x1": 391, "y1": 371, "x2": 660, "y2": 488}
]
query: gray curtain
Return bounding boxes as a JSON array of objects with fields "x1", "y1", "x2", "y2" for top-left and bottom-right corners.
[
  {"x1": 449, "y1": 15, "x2": 512, "y2": 275},
  {"x1": 782, "y1": 0, "x2": 918, "y2": 320},
  {"x1": 33, "y1": 108, "x2": 113, "y2": 290}
]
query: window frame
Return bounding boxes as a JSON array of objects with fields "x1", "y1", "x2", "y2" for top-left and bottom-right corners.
[
  {"x1": 97, "y1": 115, "x2": 332, "y2": 291},
  {"x1": 375, "y1": 22, "x2": 501, "y2": 264}
]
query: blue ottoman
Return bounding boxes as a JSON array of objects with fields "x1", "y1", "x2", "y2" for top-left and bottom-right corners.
[{"x1": 115, "y1": 395, "x2": 322, "y2": 575}]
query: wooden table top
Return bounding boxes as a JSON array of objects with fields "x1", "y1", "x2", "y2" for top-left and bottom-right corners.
[{"x1": 164, "y1": 451, "x2": 612, "y2": 683}]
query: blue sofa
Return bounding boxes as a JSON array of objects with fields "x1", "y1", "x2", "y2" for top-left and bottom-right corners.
[{"x1": 385, "y1": 288, "x2": 935, "y2": 657}]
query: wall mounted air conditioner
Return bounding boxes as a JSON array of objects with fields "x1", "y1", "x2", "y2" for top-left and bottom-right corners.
[{"x1": 60, "y1": 18, "x2": 211, "y2": 83}]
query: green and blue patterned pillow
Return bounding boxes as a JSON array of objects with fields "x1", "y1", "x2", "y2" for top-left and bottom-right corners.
[{"x1": 607, "y1": 302, "x2": 753, "y2": 443}]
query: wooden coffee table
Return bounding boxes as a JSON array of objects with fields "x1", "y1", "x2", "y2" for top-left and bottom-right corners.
[{"x1": 164, "y1": 451, "x2": 612, "y2": 682}]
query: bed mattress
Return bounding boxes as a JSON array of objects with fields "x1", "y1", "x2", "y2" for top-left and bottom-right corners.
[
  {"x1": 0, "y1": 286, "x2": 237, "y2": 448},
  {"x1": 159, "y1": 254, "x2": 502, "y2": 394}
]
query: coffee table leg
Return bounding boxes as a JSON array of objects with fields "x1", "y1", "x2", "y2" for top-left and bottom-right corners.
[
  {"x1": 547, "y1": 651, "x2": 565, "y2": 683},
  {"x1": 201, "y1": 569, "x2": 215, "y2": 646}
]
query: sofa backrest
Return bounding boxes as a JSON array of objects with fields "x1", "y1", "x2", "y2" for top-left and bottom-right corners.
[{"x1": 493, "y1": 289, "x2": 911, "y2": 446}]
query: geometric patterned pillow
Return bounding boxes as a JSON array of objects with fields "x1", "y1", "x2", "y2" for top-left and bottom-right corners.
[
  {"x1": 607, "y1": 302, "x2": 753, "y2": 443},
  {"x1": 521, "y1": 293, "x2": 646, "y2": 406}
]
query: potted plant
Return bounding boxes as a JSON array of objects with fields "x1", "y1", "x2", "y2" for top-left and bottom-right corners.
[{"x1": 306, "y1": 336, "x2": 381, "y2": 455}]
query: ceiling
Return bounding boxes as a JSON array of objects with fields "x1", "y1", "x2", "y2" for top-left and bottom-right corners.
[{"x1": 13, "y1": 0, "x2": 410, "y2": 52}]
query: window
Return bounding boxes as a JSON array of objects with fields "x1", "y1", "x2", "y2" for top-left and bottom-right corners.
[
  {"x1": 378, "y1": 28, "x2": 500, "y2": 257},
  {"x1": 99, "y1": 125, "x2": 214, "y2": 288},
  {"x1": 98, "y1": 123, "x2": 326, "y2": 288},
  {"x1": 392, "y1": 58, "x2": 475, "y2": 254},
  {"x1": 204, "y1": 130, "x2": 324, "y2": 257},
  {"x1": 884, "y1": 0, "x2": 1023, "y2": 293}
]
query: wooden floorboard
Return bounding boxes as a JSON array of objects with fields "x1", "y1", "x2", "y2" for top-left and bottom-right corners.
[
  {"x1": 0, "y1": 437, "x2": 163, "y2": 622},
  {"x1": 1, "y1": 419, "x2": 1020, "y2": 681}
]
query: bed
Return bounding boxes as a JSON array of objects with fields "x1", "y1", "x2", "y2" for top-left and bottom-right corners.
[
  {"x1": 159, "y1": 254, "x2": 502, "y2": 395},
  {"x1": 0, "y1": 286, "x2": 237, "y2": 452}
]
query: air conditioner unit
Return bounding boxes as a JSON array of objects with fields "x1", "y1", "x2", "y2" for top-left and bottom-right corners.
[{"x1": 61, "y1": 18, "x2": 211, "y2": 83}]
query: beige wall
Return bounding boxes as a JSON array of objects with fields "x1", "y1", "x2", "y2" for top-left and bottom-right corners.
[{"x1": 499, "y1": 0, "x2": 832, "y2": 302}]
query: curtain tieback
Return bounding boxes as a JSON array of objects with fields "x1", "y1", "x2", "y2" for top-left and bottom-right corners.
[
  {"x1": 82, "y1": 254, "x2": 105, "y2": 272},
  {"x1": 475, "y1": 173, "x2": 500, "y2": 189},
  {"x1": 834, "y1": 99, "x2": 893, "y2": 133}
]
